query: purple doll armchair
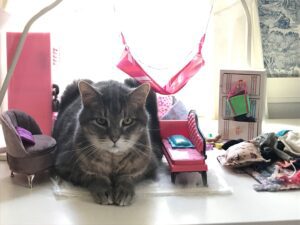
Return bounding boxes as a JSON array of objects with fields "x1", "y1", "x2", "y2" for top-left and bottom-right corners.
[{"x1": 0, "y1": 110, "x2": 56, "y2": 188}]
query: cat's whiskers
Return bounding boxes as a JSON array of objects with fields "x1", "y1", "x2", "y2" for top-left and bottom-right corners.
[
  {"x1": 57, "y1": 143, "x2": 97, "y2": 156},
  {"x1": 122, "y1": 140, "x2": 152, "y2": 159},
  {"x1": 135, "y1": 142, "x2": 152, "y2": 150},
  {"x1": 72, "y1": 145, "x2": 98, "y2": 168},
  {"x1": 135, "y1": 149, "x2": 151, "y2": 158},
  {"x1": 82, "y1": 147, "x2": 97, "y2": 159},
  {"x1": 123, "y1": 138, "x2": 151, "y2": 148}
]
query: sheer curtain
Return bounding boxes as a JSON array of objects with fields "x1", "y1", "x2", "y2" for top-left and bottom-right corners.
[{"x1": 0, "y1": 0, "x2": 264, "y2": 119}]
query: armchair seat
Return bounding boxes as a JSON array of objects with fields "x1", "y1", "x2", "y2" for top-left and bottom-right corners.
[{"x1": 25, "y1": 134, "x2": 56, "y2": 155}]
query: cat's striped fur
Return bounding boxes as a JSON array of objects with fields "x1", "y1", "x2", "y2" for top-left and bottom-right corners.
[{"x1": 52, "y1": 79, "x2": 162, "y2": 206}]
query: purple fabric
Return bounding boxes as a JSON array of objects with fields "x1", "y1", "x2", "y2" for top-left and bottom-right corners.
[{"x1": 16, "y1": 126, "x2": 35, "y2": 145}]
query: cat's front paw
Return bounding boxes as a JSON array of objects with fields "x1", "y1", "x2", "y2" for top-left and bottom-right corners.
[
  {"x1": 91, "y1": 187, "x2": 114, "y2": 205},
  {"x1": 113, "y1": 184, "x2": 135, "y2": 206}
]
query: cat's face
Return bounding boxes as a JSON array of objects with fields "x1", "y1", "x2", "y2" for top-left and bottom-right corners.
[{"x1": 78, "y1": 80, "x2": 150, "y2": 155}]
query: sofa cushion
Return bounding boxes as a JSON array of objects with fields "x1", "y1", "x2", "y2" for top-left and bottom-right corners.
[
  {"x1": 163, "y1": 139, "x2": 205, "y2": 165},
  {"x1": 168, "y1": 135, "x2": 194, "y2": 148}
]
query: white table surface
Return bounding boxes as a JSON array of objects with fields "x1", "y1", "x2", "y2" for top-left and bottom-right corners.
[{"x1": 0, "y1": 118, "x2": 299, "y2": 225}]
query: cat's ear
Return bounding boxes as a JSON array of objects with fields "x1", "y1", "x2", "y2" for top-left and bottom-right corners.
[
  {"x1": 78, "y1": 81, "x2": 101, "y2": 107},
  {"x1": 128, "y1": 83, "x2": 150, "y2": 106}
]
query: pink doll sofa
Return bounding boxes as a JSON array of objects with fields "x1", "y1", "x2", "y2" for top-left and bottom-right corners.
[{"x1": 159, "y1": 110, "x2": 208, "y2": 186}]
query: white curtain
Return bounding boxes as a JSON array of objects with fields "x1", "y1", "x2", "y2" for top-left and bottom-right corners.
[{"x1": 1, "y1": 0, "x2": 264, "y2": 119}]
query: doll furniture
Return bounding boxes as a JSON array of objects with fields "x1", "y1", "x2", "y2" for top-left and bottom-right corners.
[
  {"x1": 159, "y1": 110, "x2": 208, "y2": 185},
  {"x1": 0, "y1": 110, "x2": 57, "y2": 188}
]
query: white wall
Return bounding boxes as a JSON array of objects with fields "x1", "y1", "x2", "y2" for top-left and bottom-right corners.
[{"x1": 1, "y1": 0, "x2": 299, "y2": 119}]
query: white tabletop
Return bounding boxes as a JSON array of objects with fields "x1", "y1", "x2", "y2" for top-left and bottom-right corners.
[
  {"x1": 0, "y1": 119, "x2": 300, "y2": 225},
  {"x1": 1, "y1": 151, "x2": 300, "y2": 225}
]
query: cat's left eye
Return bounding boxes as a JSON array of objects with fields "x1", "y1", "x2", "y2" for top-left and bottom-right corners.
[
  {"x1": 95, "y1": 118, "x2": 107, "y2": 126},
  {"x1": 122, "y1": 118, "x2": 133, "y2": 126}
]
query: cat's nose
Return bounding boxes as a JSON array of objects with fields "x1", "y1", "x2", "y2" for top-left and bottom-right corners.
[{"x1": 110, "y1": 136, "x2": 120, "y2": 143}]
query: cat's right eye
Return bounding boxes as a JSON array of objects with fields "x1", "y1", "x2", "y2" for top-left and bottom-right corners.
[
  {"x1": 122, "y1": 117, "x2": 133, "y2": 126},
  {"x1": 95, "y1": 118, "x2": 107, "y2": 126}
]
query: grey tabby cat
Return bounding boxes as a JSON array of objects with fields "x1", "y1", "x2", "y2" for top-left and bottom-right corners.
[{"x1": 52, "y1": 79, "x2": 162, "y2": 206}]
